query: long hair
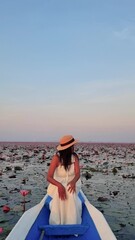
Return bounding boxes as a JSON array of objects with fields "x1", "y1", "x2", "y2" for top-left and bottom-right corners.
[{"x1": 58, "y1": 146, "x2": 73, "y2": 171}]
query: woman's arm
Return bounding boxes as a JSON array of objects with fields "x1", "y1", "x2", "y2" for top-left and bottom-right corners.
[
  {"x1": 47, "y1": 154, "x2": 66, "y2": 200},
  {"x1": 67, "y1": 153, "x2": 80, "y2": 193}
]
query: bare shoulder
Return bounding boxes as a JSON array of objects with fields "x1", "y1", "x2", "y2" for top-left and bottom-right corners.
[
  {"x1": 72, "y1": 152, "x2": 79, "y2": 162},
  {"x1": 51, "y1": 153, "x2": 60, "y2": 166}
]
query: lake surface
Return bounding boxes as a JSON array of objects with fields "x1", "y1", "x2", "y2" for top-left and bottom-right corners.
[{"x1": 0, "y1": 142, "x2": 135, "y2": 239}]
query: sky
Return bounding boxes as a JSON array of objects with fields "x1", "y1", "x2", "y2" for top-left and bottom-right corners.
[{"x1": 0, "y1": 0, "x2": 135, "y2": 143}]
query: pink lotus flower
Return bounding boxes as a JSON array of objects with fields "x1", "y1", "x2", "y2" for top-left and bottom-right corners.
[
  {"x1": 0, "y1": 227, "x2": 3, "y2": 233},
  {"x1": 20, "y1": 190, "x2": 29, "y2": 212},
  {"x1": 2, "y1": 205, "x2": 10, "y2": 213},
  {"x1": 20, "y1": 190, "x2": 29, "y2": 197},
  {"x1": 80, "y1": 165, "x2": 84, "y2": 169}
]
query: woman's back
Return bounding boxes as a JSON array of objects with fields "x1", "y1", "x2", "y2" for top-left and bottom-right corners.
[{"x1": 47, "y1": 135, "x2": 82, "y2": 225}]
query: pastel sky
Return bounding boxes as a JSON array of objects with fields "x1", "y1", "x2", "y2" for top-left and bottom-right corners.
[{"x1": 0, "y1": 0, "x2": 135, "y2": 143}]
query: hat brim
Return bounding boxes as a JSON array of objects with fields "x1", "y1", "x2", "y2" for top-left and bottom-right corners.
[{"x1": 57, "y1": 140, "x2": 78, "y2": 151}]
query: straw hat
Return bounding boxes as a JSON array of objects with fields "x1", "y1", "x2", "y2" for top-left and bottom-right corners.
[{"x1": 57, "y1": 135, "x2": 78, "y2": 151}]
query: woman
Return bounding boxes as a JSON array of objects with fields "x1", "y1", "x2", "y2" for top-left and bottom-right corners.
[{"x1": 47, "y1": 135, "x2": 82, "y2": 225}]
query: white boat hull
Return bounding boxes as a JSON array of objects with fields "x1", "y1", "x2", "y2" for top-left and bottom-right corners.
[{"x1": 6, "y1": 190, "x2": 117, "y2": 240}]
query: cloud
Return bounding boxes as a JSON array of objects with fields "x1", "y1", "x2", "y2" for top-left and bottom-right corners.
[
  {"x1": 114, "y1": 26, "x2": 135, "y2": 40},
  {"x1": 77, "y1": 78, "x2": 135, "y2": 99}
]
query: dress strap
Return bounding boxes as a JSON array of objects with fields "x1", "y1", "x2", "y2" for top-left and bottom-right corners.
[{"x1": 71, "y1": 154, "x2": 75, "y2": 163}]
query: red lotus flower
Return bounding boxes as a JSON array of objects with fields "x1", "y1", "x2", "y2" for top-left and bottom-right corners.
[
  {"x1": 20, "y1": 190, "x2": 29, "y2": 212},
  {"x1": 20, "y1": 190, "x2": 29, "y2": 197},
  {"x1": 2, "y1": 205, "x2": 10, "y2": 213},
  {"x1": 0, "y1": 227, "x2": 3, "y2": 234}
]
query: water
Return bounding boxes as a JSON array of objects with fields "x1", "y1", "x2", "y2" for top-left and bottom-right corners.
[{"x1": 0, "y1": 142, "x2": 135, "y2": 239}]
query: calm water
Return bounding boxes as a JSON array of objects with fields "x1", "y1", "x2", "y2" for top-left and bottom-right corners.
[{"x1": 0, "y1": 142, "x2": 135, "y2": 239}]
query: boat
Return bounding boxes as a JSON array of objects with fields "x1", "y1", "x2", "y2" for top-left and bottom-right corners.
[{"x1": 6, "y1": 190, "x2": 117, "y2": 240}]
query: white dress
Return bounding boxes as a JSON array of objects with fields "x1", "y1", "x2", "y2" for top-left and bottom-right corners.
[{"x1": 47, "y1": 155, "x2": 82, "y2": 225}]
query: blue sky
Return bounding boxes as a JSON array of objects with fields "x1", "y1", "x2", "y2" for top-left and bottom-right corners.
[{"x1": 0, "y1": 0, "x2": 135, "y2": 142}]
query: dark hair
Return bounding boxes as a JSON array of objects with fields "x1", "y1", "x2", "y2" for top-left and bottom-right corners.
[{"x1": 58, "y1": 147, "x2": 73, "y2": 171}]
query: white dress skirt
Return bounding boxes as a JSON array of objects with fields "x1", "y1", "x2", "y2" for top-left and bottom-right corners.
[{"x1": 47, "y1": 155, "x2": 82, "y2": 225}]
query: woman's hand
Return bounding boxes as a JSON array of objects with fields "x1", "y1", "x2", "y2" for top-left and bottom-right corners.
[
  {"x1": 67, "y1": 180, "x2": 76, "y2": 193},
  {"x1": 58, "y1": 183, "x2": 66, "y2": 200}
]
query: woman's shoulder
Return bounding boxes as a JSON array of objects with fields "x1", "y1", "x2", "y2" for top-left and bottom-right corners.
[
  {"x1": 72, "y1": 152, "x2": 78, "y2": 157},
  {"x1": 51, "y1": 152, "x2": 60, "y2": 166},
  {"x1": 56, "y1": 151, "x2": 60, "y2": 157}
]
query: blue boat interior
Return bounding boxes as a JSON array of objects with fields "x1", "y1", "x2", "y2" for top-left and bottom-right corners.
[{"x1": 25, "y1": 193, "x2": 101, "y2": 240}]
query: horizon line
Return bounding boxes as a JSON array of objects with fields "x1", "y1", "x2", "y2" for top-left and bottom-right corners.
[{"x1": 0, "y1": 140, "x2": 135, "y2": 144}]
